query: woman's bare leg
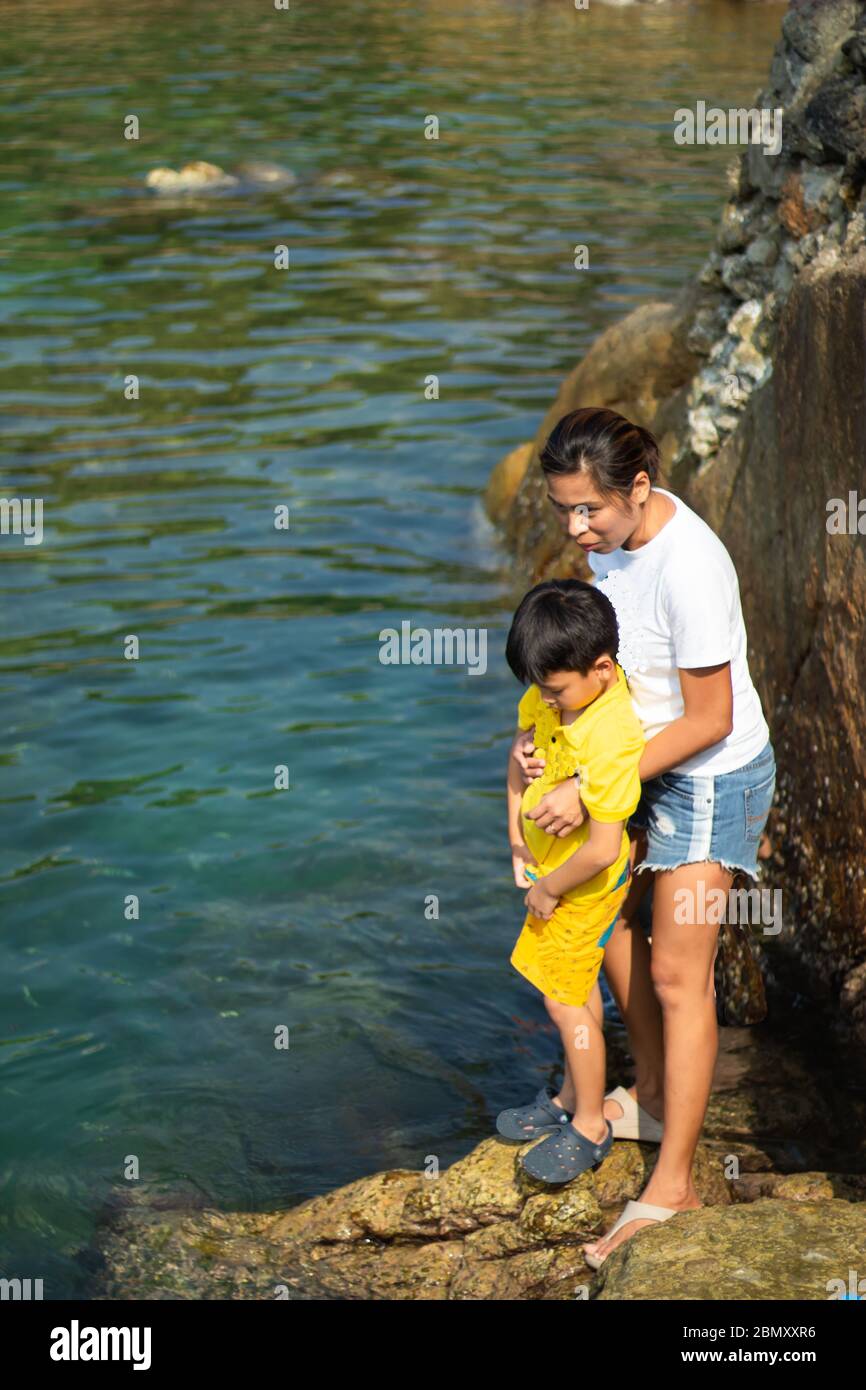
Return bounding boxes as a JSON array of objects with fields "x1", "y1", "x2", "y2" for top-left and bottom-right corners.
[
  {"x1": 584, "y1": 860, "x2": 729, "y2": 1262},
  {"x1": 596, "y1": 831, "x2": 665, "y2": 1123}
]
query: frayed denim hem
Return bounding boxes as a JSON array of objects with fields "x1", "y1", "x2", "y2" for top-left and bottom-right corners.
[{"x1": 633, "y1": 857, "x2": 762, "y2": 882}]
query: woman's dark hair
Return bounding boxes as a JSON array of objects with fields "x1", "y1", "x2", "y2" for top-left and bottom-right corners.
[
  {"x1": 539, "y1": 406, "x2": 659, "y2": 501},
  {"x1": 506, "y1": 579, "x2": 619, "y2": 685}
]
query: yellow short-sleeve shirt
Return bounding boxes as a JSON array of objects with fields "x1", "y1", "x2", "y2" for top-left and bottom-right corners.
[{"x1": 517, "y1": 664, "x2": 645, "y2": 906}]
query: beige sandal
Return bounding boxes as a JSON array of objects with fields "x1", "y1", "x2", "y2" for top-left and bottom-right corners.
[
  {"x1": 604, "y1": 1085, "x2": 664, "y2": 1143},
  {"x1": 584, "y1": 1199, "x2": 680, "y2": 1270}
]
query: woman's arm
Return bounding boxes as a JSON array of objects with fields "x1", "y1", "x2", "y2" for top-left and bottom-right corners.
[
  {"x1": 638, "y1": 662, "x2": 733, "y2": 782},
  {"x1": 507, "y1": 726, "x2": 537, "y2": 886},
  {"x1": 524, "y1": 776, "x2": 588, "y2": 837},
  {"x1": 525, "y1": 661, "x2": 733, "y2": 837}
]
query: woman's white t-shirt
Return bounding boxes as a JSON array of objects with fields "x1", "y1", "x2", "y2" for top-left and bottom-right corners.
[{"x1": 587, "y1": 488, "x2": 769, "y2": 776}]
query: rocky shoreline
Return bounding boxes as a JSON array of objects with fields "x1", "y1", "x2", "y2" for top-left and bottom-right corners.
[{"x1": 90, "y1": 959, "x2": 866, "y2": 1298}]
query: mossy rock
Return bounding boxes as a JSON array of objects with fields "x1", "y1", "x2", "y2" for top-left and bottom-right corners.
[{"x1": 594, "y1": 1198, "x2": 866, "y2": 1300}]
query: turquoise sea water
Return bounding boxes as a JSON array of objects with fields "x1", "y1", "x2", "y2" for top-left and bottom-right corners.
[{"x1": 0, "y1": 0, "x2": 785, "y2": 1295}]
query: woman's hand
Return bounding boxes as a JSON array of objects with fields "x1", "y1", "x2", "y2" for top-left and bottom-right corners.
[
  {"x1": 511, "y1": 841, "x2": 537, "y2": 888},
  {"x1": 511, "y1": 727, "x2": 546, "y2": 786},
  {"x1": 525, "y1": 878, "x2": 559, "y2": 921},
  {"x1": 525, "y1": 778, "x2": 588, "y2": 837}
]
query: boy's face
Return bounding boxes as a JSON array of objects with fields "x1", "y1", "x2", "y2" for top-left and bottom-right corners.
[
  {"x1": 545, "y1": 470, "x2": 651, "y2": 553},
  {"x1": 538, "y1": 656, "x2": 615, "y2": 712}
]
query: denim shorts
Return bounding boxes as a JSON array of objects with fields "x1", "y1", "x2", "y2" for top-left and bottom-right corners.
[{"x1": 627, "y1": 739, "x2": 776, "y2": 881}]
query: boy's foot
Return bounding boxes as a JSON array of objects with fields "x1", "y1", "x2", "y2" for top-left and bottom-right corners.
[
  {"x1": 570, "y1": 1116, "x2": 610, "y2": 1145},
  {"x1": 523, "y1": 1096, "x2": 608, "y2": 1144},
  {"x1": 495, "y1": 1086, "x2": 573, "y2": 1141},
  {"x1": 520, "y1": 1117, "x2": 614, "y2": 1183}
]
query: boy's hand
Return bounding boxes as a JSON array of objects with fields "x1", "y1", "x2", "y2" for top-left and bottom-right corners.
[
  {"x1": 511, "y1": 727, "x2": 546, "y2": 786},
  {"x1": 525, "y1": 877, "x2": 559, "y2": 921},
  {"x1": 511, "y1": 841, "x2": 537, "y2": 888}
]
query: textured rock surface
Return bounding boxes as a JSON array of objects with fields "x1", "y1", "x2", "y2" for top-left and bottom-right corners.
[
  {"x1": 687, "y1": 248, "x2": 866, "y2": 1037},
  {"x1": 596, "y1": 0, "x2": 781, "y2": 6},
  {"x1": 595, "y1": 1199, "x2": 866, "y2": 1299},
  {"x1": 484, "y1": 441, "x2": 534, "y2": 524}
]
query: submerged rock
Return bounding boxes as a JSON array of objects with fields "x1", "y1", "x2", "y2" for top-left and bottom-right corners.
[{"x1": 145, "y1": 159, "x2": 298, "y2": 196}]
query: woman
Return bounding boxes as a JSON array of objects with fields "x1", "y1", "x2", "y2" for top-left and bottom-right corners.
[{"x1": 510, "y1": 407, "x2": 776, "y2": 1268}]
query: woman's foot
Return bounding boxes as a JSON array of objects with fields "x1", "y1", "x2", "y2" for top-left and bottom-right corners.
[
  {"x1": 582, "y1": 1180, "x2": 701, "y2": 1266},
  {"x1": 603, "y1": 1084, "x2": 663, "y2": 1126}
]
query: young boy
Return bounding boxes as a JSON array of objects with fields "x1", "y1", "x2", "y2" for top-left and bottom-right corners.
[{"x1": 496, "y1": 579, "x2": 645, "y2": 1182}]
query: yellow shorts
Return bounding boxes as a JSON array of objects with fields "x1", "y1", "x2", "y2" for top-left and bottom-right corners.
[{"x1": 510, "y1": 863, "x2": 630, "y2": 1008}]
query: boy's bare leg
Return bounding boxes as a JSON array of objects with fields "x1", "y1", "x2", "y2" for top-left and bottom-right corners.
[
  {"x1": 545, "y1": 995, "x2": 607, "y2": 1142},
  {"x1": 551, "y1": 983, "x2": 603, "y2": 1113},
  {"x1": 598, "y1": 832, "x2": 666, "y2": 1124}
]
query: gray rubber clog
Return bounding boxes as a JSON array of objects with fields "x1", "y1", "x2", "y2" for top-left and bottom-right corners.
[
  {"x1": 495, "y1": 1085, "x2": 573, "y2": 1141},
  {"x1": 519, "y1": 1117, "x2": 614, "y2": 1183}
]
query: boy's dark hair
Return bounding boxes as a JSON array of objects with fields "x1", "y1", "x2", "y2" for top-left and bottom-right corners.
[{"x1": 505, "y1": 579, "x2": 619, "y2": 686}]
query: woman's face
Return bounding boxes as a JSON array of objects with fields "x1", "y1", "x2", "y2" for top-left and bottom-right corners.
[{"x1": 545, "y1": 469, "x2": 651, "y2": 553}]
